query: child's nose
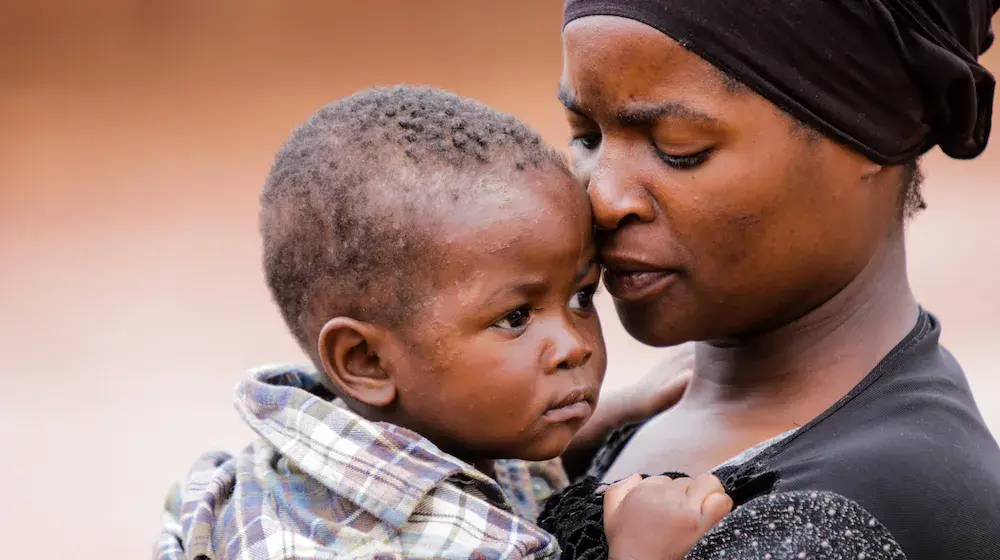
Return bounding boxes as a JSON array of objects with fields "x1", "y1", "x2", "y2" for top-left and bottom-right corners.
[{"x1": 546, "y1": 324, "x2": 594, "y2": 372}]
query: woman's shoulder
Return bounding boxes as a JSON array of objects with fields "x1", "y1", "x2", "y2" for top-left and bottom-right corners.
[
  {"x1": 760, "y1": 316, "x2": 1000, "y2": 558},
  {"x1": 770, "y1": 398, "x2": 1000, "y2": 560},
  {"x1": 771, "y1": 308, "x2": 1000, "y2": 501}
]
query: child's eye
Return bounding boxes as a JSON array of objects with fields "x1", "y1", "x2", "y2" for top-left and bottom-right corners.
[
  {"x1": 570, "y1": 132, "x2": 602, "y2": 151},
  {"x1": 569, "y1": 284, "x2": 600, "y2": 311},
  {"x1": 493, "y1": 305, "x2": 531, "y2": 330}
]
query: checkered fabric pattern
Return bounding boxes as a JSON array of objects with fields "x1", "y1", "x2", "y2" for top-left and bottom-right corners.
[{"x1": 154, "y1": 365, "x2": 567, "y2": 560}]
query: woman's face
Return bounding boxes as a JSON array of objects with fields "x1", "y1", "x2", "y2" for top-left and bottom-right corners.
[{"x1": 560, "y1": 16, "x2": 902, "y2": 346}]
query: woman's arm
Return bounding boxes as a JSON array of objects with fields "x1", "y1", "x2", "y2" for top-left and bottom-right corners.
[
  {"x1": 686, "y1": 491, "x2": 907, "y2": 559},
  {"x1": 561, "y1": 344, "x2": 694, "y2": 479},
  {"x1": 539, "y1": 482, "x2": 908, "y2": 560}
]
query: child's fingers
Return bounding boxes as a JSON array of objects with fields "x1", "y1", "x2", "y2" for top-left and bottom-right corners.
[
  {"x1": 687, "y1": 474, "x2": 733, "y2": 528},
  {"x1": 603, "y1": 474, "x2": 644, "y2": 517},
  {"x1": 686, "y1": 473, "x2": 725, "y2": 502},
  {"x1": 700, "y1": 491, "x2": 734, "y2": 528}
]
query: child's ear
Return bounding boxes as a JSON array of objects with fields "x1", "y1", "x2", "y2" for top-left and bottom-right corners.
[{"x1": 317, "y1": 317, "x2": 397, "y2": 408}]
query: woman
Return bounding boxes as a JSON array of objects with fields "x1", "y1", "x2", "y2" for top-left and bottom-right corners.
[{"x1": 540, "y1": 1, "x2": 1000, "y2": 559}]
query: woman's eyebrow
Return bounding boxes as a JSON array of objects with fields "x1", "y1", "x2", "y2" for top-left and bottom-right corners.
[
  {"x1": 615, "y1": 102, "x2": 718, "y2": 126},
  {"x1": 557, "y1": 86, "x2": 585, "y2": 115},
  {"x1": 557, "y1": 86, "x2": 718, "y2": 126}
]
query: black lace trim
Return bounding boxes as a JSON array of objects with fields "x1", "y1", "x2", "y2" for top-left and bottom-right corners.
[{"x1": 538, "y1": 463, "x2": 777, "y2": 560}]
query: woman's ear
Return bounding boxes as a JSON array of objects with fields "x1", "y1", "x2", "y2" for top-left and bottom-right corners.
[
  {"x1": 859, "y1": 160, "x2": 884, "y2": 182},
  {"x1": 317, "y1": 317, "x2": 397, "y2": 408}
]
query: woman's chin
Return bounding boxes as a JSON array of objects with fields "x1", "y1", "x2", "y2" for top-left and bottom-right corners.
[{"x1": 616, "y1": 300, "x2": 699, "y2": 347}]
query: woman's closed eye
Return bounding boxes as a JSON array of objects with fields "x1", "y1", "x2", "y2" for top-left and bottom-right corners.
[
  {"x1": 655, "y1": 145, "x2": 714, "y2": 170},
  {"x1": 573, "y1": 128, "x2": 712, "y2": 170}
]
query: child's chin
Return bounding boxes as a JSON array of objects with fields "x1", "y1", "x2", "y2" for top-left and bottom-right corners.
[{"x1": 514, "y1": 429, "x2": 576, "y2": 462}]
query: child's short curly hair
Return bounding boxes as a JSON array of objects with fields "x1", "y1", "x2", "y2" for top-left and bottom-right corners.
[{"x1": 260, "y1": 86, "x2": 568, "y2": 362}]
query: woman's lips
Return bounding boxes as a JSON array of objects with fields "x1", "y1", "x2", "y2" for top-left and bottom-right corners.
[{"x1": 602, "y1": 269, "x2": 677, "y2": 302}]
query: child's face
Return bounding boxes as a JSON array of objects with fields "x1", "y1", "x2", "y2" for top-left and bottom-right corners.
[{"x1": 386, "y1": 167, "x2": 607, "y2": 464}]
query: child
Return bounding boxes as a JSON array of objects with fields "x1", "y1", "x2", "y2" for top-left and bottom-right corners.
[{"x1": 154, "y1": 86, "x2": 730, "y2": 560}]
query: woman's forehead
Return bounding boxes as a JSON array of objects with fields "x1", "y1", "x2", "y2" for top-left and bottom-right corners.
[
  {"x1": 562, "y1": 0, "x2": 1000, "y2": 162},
  {"x1": 560, "y1": 17, "x2": 735, "y2": 115}
]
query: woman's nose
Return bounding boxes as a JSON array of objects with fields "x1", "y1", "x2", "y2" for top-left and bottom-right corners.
[{"x1": 587, "y1": 152, "x2": 656, "y2": 231}]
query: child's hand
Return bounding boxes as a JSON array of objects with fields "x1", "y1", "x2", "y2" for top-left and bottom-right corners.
[{"x1": 603, "y1": 473, "x2": 733, "y2": 560}]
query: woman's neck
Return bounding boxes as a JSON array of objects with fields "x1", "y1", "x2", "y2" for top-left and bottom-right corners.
[{"x1": 684, "y1": 235, "x2": 919, "y2": 415}]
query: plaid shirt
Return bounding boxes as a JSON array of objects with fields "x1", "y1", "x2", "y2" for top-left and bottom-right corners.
[{"x1": 154, "y1": 365, "x2": 567, "y2": 560}]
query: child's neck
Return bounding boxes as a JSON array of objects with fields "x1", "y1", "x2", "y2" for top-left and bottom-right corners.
[{"x1": 470, "y1": 459, "x2": 497, "y2": 479}]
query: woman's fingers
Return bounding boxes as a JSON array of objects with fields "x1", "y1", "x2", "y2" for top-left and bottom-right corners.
[
  {"x1": 641, "y1": 344, "x2": 695, "y2": 415},
  {"x1": 650, "y1": 371, "x2": 692, "y2": 414}
]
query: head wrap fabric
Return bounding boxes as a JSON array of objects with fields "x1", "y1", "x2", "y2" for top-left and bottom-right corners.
[{"x1": 564, "y1": 0, "x2": 1000, "y2": 163}]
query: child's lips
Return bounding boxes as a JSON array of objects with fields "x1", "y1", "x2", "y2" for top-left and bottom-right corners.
[
  {"x1": 543, "y1": 388, "x2": 595, "y2": 423},
  {"x1": 542, "y1": 400, "x2": 593, "y2": 423}
]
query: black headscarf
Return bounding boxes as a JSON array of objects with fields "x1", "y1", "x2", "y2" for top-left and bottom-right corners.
[{"x1": 564, "y1": 0, "x2": 1000, "y2": 164}]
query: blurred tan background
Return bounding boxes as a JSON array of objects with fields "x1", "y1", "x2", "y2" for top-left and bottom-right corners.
[{"x1": 1, "y1": 1, "x2": 998, "y2": 558}]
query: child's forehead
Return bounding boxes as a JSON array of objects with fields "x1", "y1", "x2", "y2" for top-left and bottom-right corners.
[
  {"x1": 439, "y1": 174, "x2": 589, "y2": 242},
  {"x1": 456, "y1": 165, "x2": 585, "y2": 215},
  {"x1": 434, "y1": 190, "x2": 594, "y2": 269}
]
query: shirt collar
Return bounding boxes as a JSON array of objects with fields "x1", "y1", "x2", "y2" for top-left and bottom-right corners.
[{"x1": 233, "y1": 364, "x2": 511, "y2": 530}]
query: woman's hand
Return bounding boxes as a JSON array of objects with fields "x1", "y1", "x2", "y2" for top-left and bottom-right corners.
[
  {"x1": 614, "y1": 343, "x2": 694, "y2": 423},
  {"x1": 562, "y1": 344, "x2": 694, "y2": 478},
  {"x1": 603, "y1": 473, "x2": 733, "y2": 560}
]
